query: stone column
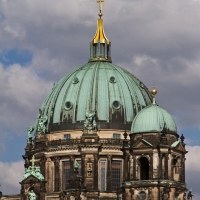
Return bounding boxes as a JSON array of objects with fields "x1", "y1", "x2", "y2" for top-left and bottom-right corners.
[
  {"x1": 165, "y1": 154, "x2": 168, "y2": 179},
  {"x1": 94, "y1": 154, "x2": 99, "y2": 190},
  {"x1": 171, "y1": 155, "x2": 175, "y2": 180},
  {"x1": 182, "y1": 157, "x2": 186, "y2": 182},
  {"x1": 123, "y1": 155, "x2": 129, "y2": 181},
  {"x1": 129, "y1": 155, "x2": 133, "y2": 180},
  {"x1": 132, "y1": 155, "x2": 136, "y2": 180},
  {"x1": 40, "y1": 156, "x2": 46, "y2": 178},
  {"x1": 107, "y1": 155, "x2": 112, "y2": 191},
  {"x1": 46, "y1": 157, "x2": 53, "y2": 192},
  {"x1": 81, "y1": 154, "x2": 85, "y2": 180},
  {"x1": 159, "y1": 153, "x2": 162, "y2": 179},
  {"x1": 54, "y1": 156, "x2": 60, "y2": 192},
  {"x1": 149, "y1": 154, "x2": 153, "y2": 179}
]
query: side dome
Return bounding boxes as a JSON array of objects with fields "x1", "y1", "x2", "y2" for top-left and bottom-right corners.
[
  {"x1": 38, "y1": 62, "x2": 153, "y2": 132},
  {"x1": 131, "y1": 100, "x2": 177, "y2": 134}
]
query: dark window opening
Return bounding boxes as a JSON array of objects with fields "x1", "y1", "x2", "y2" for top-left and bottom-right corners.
[
  {"x1": 140, "y1": 157, "x2": 149, "y2": 180},
  {"x1": 64, "y1": 134, "x2": 70, "y2": 140},
  {"x1": 62, "y1": 161, "x2": 70, "y2": 190},
  {"x1": 100, "y1": 44, "x2": 105, "y2": 58},
  {"x1": 111, "y1": 160, "x2": 122, "y2": 190},
  {"x1": 113, "y1": 133, "x2": 120, "y2": 139},
  {"x1": 93, "y1": 44, "x2": 97, "y2": 58}
]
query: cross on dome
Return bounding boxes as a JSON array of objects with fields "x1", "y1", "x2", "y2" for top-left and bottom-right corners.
[{"x1": 97, "y1": 0, "x2": 105, "y2": 18}]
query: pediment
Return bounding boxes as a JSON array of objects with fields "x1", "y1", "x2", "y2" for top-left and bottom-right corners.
[
  {"x1": 20, "y1": 174, "x2": 40, "y2": 184},
  {"x1": 174, "y1": 142, "x2": 185, "y2": 152},
  {"x1": 132, "y1": 139, "x2": 153, "y2": 149}
]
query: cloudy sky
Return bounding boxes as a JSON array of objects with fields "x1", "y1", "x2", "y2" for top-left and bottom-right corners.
[{"x1": 0, "y1": 0, "x2": 200, "y2": 198}]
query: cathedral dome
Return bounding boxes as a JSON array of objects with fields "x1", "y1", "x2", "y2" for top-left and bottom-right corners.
[
  {"x1": 35, "y1": 14, "x2": 153, "y2": 134},
  {"x1": 38, "y1": 61, "x2": 153, "y2": 132},
  {"x1": 131, "y1": 99, "x2": 177, "y2": 134}
]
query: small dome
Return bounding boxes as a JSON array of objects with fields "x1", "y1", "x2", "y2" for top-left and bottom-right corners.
[{"x1": 131, "y1": 101, "x2": 177, "y2": 134}]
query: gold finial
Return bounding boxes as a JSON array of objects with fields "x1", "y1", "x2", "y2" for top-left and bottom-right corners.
[
  {"x1": 97, "y1": 0, "x2": 105, "y2": 18},
  {"x1": 151, "y1": 86, "x2": 157, "y2": 96}
]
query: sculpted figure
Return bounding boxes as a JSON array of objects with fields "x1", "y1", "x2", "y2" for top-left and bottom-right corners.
[
  {"x1": 37, "y1": 115, "x2": 48, "y2": 135},
  {"x1": 27, "y1": 126, "x2": 35, "y2": 143},
  {"x1": 84, "y1": 111, "x2": 97, "y2": 130},
  {"x1": 28, "y1": 190, "x2": 36, "y2": 200},
  {"x1": 187, "y1": 189, "x2": 193, "y2": 200},
  {"x1": 74, "y1": 161, "x2": 79, "y2": 169}
]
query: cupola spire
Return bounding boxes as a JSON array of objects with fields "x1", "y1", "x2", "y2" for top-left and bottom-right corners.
[
  {"x1": 151, "y1": 86, "x2": 157, "y2": 104},
  {"x1": 89, "y1": 0, "x2": 112, "y2": 62}
]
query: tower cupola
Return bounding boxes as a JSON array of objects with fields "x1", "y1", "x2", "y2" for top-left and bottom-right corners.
[{"x1": 89, "y1": 0, "x2": 111, "y2": 62}]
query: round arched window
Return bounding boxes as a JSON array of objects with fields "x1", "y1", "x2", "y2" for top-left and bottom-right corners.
[
  {"x1": 65, "y1": 101, "x2": 73, "y2": 110},
  {"x1": 112, "y1": 100, "x2": 120, "y2": 110},
  {"x1": 72, "y1": 77, "x2": 79, "y2": 84},
  {"x1": 109, "y1": 76, "x2": 116, "y2": 83}
]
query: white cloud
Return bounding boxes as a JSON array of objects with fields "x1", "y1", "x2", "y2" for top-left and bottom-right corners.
[
  {"x1": 0, "y1": 63, "x2": 52, "y2": 136},
  {"x1": 186, "y1": 146, "x2": 200, "y2": 199},
  {"x1": 0, "y1": 160, "x2": 24, "y2": 195}
]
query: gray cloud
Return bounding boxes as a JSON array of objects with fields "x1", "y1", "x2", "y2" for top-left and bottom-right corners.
[
  {"x1": 0, "y1": 0, "x2": 200, "y2": 196},
  {"x1": 0, "y1": 160, "x2": 24, "y2": 194}
]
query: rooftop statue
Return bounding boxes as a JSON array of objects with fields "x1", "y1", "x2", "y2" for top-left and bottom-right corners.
[
  {"x1": 84, "y1": 111, "x2": 98, "y2": 131},
  {"x1": 37, "y1": 109, "x2": 48, "y2": 135},
  {"x1": 27, "y1": 125, "x2": 35, "y2": 143},
  {"x1": 27, "y1": 190, "x2": 36, "y2": 200},
  {"x1": 74, "y1": 161, "x2": 79, "y2": 169}
]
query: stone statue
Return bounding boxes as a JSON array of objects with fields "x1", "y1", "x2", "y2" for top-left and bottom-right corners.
[
  {"x1": 83, "y1": 111, "x2": 97, "y2": 130},
  {"x1": 187, "y1": 189, "x2": 193, "y2": 200},
  {"x1": 28, "y1": 190, "x2": 36, "y2": 200},
  {"x1": 37, "y1": 114, "x2": 48, "y2": 135},
  {"x1": 74, "y1": 161, "x2": 79, "y2": 169},
  {"x1": 27, "y1": 125, "x2": 35, "y2": 143}
]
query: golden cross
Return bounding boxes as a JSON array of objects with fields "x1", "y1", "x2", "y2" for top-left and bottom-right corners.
[
  {"x1": 97, "y1": 0, "x2": 104, "y2": 11},
  {"x1": 30, "y1": 155, "x2": 36, "y2": 167}
]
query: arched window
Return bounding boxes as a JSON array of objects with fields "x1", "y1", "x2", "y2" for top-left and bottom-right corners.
[{"x1": 140, "y1": 157, "x2": 149, "y2": 180}]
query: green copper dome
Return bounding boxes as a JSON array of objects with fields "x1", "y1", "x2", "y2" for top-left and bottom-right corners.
[
  {"x1": 38, "y1": 61, "x2": 153, "y2": 132},
  {"x1": 35, "y1": 15, "x2": 153, "y2": 133},
  {"x1": 131, "y1": 100, "x2": 177, "y2": 134}
]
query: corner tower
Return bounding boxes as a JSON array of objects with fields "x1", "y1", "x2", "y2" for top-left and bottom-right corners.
[{"x1": 121, "y1": 88, "x2": 188, "y2": 200}]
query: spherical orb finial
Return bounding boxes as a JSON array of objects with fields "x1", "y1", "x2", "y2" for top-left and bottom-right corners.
[
  {"x1": 151, "y1": 86, "x2": 157, "y2": 95},
  {"x1": 98, "y1": 12, "x2": 103, "y2": 17}
]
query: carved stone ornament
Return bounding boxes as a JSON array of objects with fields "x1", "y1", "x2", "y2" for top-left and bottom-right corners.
[{"x1": 83, "y1": 110, "x2": 98, "y2": 131}]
